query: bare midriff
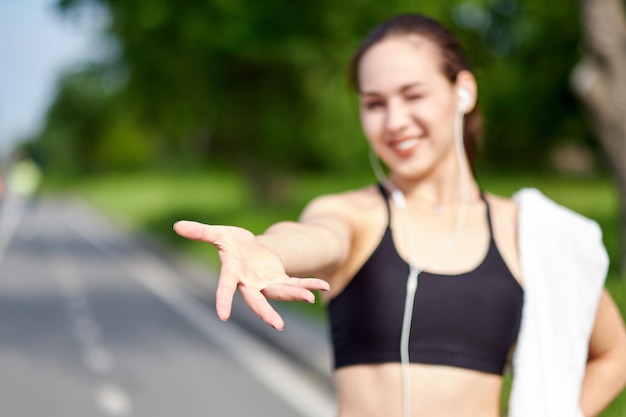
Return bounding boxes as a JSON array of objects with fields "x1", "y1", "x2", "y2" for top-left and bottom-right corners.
[{"x1": 334, "y1": 363, "x2": 503, "y2": 417}]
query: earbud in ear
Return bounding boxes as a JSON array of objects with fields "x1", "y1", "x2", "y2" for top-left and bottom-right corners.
[{"x1": 457, "y1": 88, "x2": 471, "y2": 113}]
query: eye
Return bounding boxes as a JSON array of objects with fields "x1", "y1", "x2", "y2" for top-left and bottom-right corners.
[
  {"x1": 406, "y1": 93, "x2": 424, "y2": 101},
  {"x1": 363, "y1": 100, "x2": 384, "y2": 110}
]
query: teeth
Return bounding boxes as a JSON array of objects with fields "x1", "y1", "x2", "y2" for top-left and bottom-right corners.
[{"x1": 395, "y1": 139, "x2": 419, "y2": 151}]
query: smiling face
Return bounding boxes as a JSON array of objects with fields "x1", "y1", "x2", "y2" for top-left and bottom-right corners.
[{"x1": 358, "y1": 35, "x2": 465, "y2": 182}]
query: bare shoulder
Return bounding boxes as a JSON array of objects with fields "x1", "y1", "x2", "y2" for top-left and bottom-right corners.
[
  {"x1": 483, "y1": 192, "x2": 518, "y2": 236},
  {"x1": 484, "y1": 193, "x2": 518, "y2": 221},
  {"x1": 300, "y1": 185, "x2": 384, "y2": 224},
  {"x1": 484, "y1": 192, "x2": 523, "y2": 282}
]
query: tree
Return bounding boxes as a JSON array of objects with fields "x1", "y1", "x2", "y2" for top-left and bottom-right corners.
[
  {"x1": 33, "y1": 65, "x2": 158, "y2": 175},
  {"x1": 50, "y1": 0, "x2": 461, "y2": 191},
  {"x1": 572, "y1": 0, "x2": 626, "y2": 274}
]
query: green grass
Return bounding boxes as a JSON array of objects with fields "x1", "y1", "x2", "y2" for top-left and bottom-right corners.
[
  {"x1": 62, "y1": 168, "x2": 372, "y2": 270},
  {"x1": 68, "y1": 169, "x2": 623, "y2": 278},
  {"x1": 64, "y1": 168, "x2": 624, "y2": 294},
  {"x1": 62, "y1": 169, "x2": 624, "y2": 284},
  {"x1": 52, "y1": 168, "x2": 626, "y2": 416}
]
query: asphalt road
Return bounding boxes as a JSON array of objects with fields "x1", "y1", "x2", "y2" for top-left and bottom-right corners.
[{"x1": 0, "y1": 196, "x2": 336, "y2": 417}]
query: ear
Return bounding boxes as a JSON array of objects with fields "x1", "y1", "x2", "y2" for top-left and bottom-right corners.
[{"x1": 455, "y1": 70, "x2": 478, "y2": 114}]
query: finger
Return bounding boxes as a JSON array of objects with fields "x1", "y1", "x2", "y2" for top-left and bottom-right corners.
[
  {"x1": 215, "y1": 275, "x2": 238, "y2": 321},
  {"x1": 239, "y1": 285, "x2": 285, "y2": 331},
  {"x1": 284, "y1": 277, "x2": 330, "y2": 292},
  {"x1": 262, "y1": 285, "x2": 317, "y2": 304},
  {"x1": 173, "y1": 221, "x2": 223, "y2": 244}
]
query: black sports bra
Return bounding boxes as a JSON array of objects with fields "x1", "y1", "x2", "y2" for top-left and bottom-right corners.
[{"x1": 327, "y1": 186, "x2": 524, "y2": 374}]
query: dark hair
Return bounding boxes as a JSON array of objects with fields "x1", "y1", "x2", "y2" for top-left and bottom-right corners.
[{"x1": 348, "y1": 14, "x2": 483, "y2": 166}]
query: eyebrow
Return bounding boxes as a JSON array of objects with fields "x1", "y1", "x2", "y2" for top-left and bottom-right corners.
[{"x1": 360, "y1": 82, "x2": 424, "y2": 96}]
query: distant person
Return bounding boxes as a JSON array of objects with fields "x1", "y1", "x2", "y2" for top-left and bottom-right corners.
[
  {"x1": 174, "y1": 13, "x2": 626, "y2": 417},
  {"x1": 0, "y1": 153, "x2": 42, "y2": 257},
  {"x1": 6, "y1": 153, "x2": 42, "y2": 201},
  {"x1": 0, "y1": 166, "x2": 5, "y2": 201}
]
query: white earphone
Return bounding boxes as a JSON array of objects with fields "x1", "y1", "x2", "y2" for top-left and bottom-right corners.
[
  {"x1": 368, "y1": 84, "x2": 472, "y2": 417},
  {"x1": 457, "y1": 87, "x2": 471, "y2": 113}
]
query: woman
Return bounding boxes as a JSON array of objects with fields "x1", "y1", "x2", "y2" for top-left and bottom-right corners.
[{"x1": 174, "y1": 14, "x2": 626, "y2": 417}]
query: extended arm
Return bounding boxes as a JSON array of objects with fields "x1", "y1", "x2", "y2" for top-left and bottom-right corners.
[
  {"x1": 580, "y1": 289, "x2": 626, "y2": 417},
  {"x1": 173, "y1": 194, "x2": 353, "y2": 330}
]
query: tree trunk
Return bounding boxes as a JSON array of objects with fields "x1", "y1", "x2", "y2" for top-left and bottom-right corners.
[{"x1": 571, "y1": 0, "x2": 626, "y2": 276}]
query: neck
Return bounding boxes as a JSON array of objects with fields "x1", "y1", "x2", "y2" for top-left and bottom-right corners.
[{"x1": 388, "y1": 157, "x2": 479, "y2": 210}]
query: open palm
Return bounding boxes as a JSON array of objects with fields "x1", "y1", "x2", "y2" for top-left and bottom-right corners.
[{"x1": 174, "y1": 220, "x2": 329, "y2": 330}]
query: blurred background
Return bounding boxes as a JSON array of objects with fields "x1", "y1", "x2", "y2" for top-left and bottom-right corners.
[
  {"x1": 1, "y1": 0, "x2": 626, "y2": 415},
  {"x1": 4, "y1": 0, "x2": 625, "y2": 277}
]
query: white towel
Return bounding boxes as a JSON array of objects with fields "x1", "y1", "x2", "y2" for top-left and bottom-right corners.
[{"x1": 508, "y1": 188, "x2": 608, "y2": 416}]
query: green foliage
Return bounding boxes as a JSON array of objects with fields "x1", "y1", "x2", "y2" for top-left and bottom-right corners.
[
  {"x1": 32, "y1": 0, "x2": 604, "y2": 179},
  {"x1": 34, "y1": 66, "x2": 114, "y2": 174},
  {"x1": 30, "y1": 64, "x2": 160, "y2": 174}
]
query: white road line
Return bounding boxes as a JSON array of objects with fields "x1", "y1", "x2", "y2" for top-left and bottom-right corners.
[
  {"x1": 47, "y1": 231, "x2": 131, "y2": 414},
  {"x1": 55, "y1": 264, "x2": 85, "y2": 298},
  {"x1": 95, "y1": 384, "x2": 132, "y2": 417},
  {"x1": 65, "y1": 211, "x2": 337, "y2": 417},
  {"x1": 83, "y1": 346, "x2": 115, "y2": 375},
  {"x1": 72, "y1": 315, "x2": 102, "y2": 346}
]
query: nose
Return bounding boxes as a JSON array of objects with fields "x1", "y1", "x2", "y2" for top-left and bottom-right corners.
[{"x1": 385, "y1": 99, "x2": 411, "y2": 136}]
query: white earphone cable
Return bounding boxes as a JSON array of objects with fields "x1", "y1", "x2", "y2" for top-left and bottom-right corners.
[{"x1": 369, "y1": 100, "x2": 470, "y2": 417}]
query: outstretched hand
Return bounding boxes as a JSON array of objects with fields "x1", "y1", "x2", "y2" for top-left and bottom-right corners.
[{"x1": 173, "y1": 220, "x2": 330, "y2": 330}]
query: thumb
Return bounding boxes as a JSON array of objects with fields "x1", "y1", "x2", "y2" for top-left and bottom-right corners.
[{"x1": 173, "y1": 220, "x2": 223, "y2": 244}]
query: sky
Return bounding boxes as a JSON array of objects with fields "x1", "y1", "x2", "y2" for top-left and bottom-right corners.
[{"x1": 0, "y1": 0, "x2": 101, "y2": 158}]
